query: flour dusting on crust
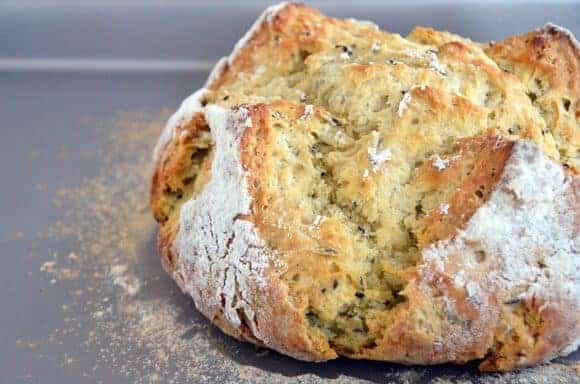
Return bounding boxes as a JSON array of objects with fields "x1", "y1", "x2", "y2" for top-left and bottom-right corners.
[
  {"x1": 419, "y1": 140, "x2": 579, "y2": 361},
  {"x1": 176, "y1": 104, "x2": 270, "y2": 338},
  {"x1": 432, "y1": 155, "x2": 448, "y2": 171},
  {"x1": 543, "y1": 23, "x2": 580, "y2": 50},
  {"x1": 153, "y1": 88, "x2": 208, "y2": 162},
  {"x1": 203, "y1": 3, "x2": 289, "y2": 90},
  {"x1": 205, "y1": 57, "x2": 228, "y2": 89},
  {"x1": 397, "y1": 91, "x2": 413, "y2": 117},
  {"x1": 427, "y1": 50, "x2": 447, "y2": 75},
  {"x1": 397, "y1": 85, "x2": 426, "y2": 117},
  {"x1": 228, "y1": 2, "x2": 290, "y2": 67},
  {"x1": 346, "y1": 18, "x2": 379, "y2": 30},
  {"x1": 367, "y1": 131, "x2": 392, "y2": 171}
]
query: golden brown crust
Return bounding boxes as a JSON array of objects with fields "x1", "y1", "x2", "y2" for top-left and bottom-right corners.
[
  {"x1": 155, "y1": 102, "x2": 337, "y2": 361},
  {"x1": 206, "y1": 3, "x2": 386, "y2": 93},
  {"x1": 150, "y1": 113, "x2": 211, "y2": 222},
  {"x1": 414, "y1": 135, "x2": 515, "y2": 248},
  {"x1": 150, "y1": 111, "x2": 213, "y2": 282},
  {"x1": 207, "y1": 3, "x2": 323, "y2": 91},
  {"x1": 484, "y1": 24, "x2": 580, "y2": 171},
  {"x1": 151, "y1": 2, "x2": 579, "y2": 372},
  {"x1": 243, "y1": 102, "x2": 339, "y2": 360}
]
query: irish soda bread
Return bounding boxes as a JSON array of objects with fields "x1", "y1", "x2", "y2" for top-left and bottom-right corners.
[{"x1": 150, "y1": 3, "x2": 579, "y2": 371}]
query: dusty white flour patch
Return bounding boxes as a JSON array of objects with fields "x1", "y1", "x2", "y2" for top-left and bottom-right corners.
[
  {"x1": 463, "y1": 141, "x2": 577, "y2": 288},
  {"x1": 309, "y1": 215, "x2": 327, "y2": 230},
  {"x1": 397, "y1": 85, "x2": 426, "y2": 117},
  {"x1": 465, "y1": 281, "x2": 481, "y2": 305},
  {"x1": 302, "y1": 104, "x2": 315, "y2": 118},
  {"x1": 371, "y1": 42, "x2": 381, "y2": 53},
  {"x1": 397, "y1": 92, "x2": 412, "y2": 117},
  {"x1": 368, "y1": 147, "x2": 392, "y2": 171},
  {"x1": 244, "y1": 114, "x2": 253, "y2": 128},
  {"x1": 402, "y1": 48, "x2": 447, "y2": 74},
  {"x1": 254, "y1": 65, "x2": 266, "y2": 76},
  {"x1": 420, "y1": 140, "x2": 579, "y2": 358},
  {"x1": 427, "y1": 51, "x2": 447, "y2": 75},
  {"x1": 432, "y1": 155, "x2": 449, "y2": 171},
  {"x1": 439, "y1": 203, "x2": 450, "y2": 215},
  {"x1": 367, "y1": 131, "x2": 391, "y2": 171},
  {"x1": 176, "y1": 104, "x2": 270, "y2": 337}
]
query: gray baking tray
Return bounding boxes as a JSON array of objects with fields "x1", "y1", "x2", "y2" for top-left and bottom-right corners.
[{"x1": 1, "y1": 1, "x2": 579, "y2": 383}]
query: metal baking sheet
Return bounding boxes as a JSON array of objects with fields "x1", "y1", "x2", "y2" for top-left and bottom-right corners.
[{"x1": 1, "y1": 1, "x2": 578, "y2": 383}]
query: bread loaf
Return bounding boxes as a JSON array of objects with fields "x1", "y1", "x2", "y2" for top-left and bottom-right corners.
[{"x1": 150, "y1": 3, "x2": 579, "y2": 371}]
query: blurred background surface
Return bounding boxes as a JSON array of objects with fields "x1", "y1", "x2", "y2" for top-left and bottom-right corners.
[{"x1": 1, "y1": 1, "x2": 579, "y2": 72}]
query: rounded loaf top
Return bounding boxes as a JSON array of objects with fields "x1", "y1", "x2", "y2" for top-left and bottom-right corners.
[{"x1": 150, "y1": 2, "x2": 579, "y2": 372}]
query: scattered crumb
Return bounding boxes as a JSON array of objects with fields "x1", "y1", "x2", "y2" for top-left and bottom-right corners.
[
  {"x1": 110, "y1": 264, "x2": 141, "y2": 297},
  {"x1": 40, "y1": 260, "x2": 56, "y2": 273},
  {"x1": 63, "y1": 353, "x2": 76, "y2": 366}
]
